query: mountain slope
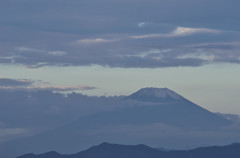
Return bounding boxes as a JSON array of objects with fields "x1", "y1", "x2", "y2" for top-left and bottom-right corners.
[
  {"x1": 123, "y1": 87, "x2": 231, "y2": 128},
  {"x1": 17, "y1": 142, "x2": 240, "y2": 158},
  {"x1": 0, "y1": 88, "x2": 236, "y2": 158}
]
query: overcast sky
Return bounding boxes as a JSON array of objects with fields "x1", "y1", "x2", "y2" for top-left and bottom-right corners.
[{"x1": 1, "y1": 0, "x2": 240, "y2": 114}]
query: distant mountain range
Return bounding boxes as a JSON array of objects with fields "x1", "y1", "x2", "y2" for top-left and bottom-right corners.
[
  {"x1": 17, "y1": 142, "x2": 240, "y2": 158},
  {"x1": 1, "y1": 88, "x2": 240, "y2": 158}
]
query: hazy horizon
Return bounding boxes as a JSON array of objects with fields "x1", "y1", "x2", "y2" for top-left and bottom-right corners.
[{"x1": 1, "y1": 1, "x2": 240, "y2": 157}]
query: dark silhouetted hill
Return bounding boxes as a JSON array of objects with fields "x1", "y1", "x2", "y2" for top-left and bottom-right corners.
[{"x1": 17, "y1": 142, "x2": 240, "y2": 158}]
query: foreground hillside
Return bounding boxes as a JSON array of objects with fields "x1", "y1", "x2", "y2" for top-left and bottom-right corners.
[{"x1": 17, "y1": 142, "x2": 240, "y2": 158}]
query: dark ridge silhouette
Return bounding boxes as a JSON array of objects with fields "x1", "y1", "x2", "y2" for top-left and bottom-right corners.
[
  {"x1": 17, "y1": 151, "x2": 65, "y2": 158},
  {"x1": 17, "y1": 142, "x2": 240, "y2": 158}
]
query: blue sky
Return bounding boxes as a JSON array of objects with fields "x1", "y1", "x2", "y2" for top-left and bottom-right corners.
[{"x1": 1, "y1": 0, "x2": 240, "y2": 114}]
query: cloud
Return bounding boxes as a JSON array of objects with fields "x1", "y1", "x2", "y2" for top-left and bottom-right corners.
[
  {"x1": 0, "y1": 127, "x2": 32, "y2": 143},
  {"x1": 0, "y1": 78, "x2": 97, "y2": 92},
  {"x1": 15, "y1": 47, "x2": 44, "y2": 53},
  {"x1": 0, "y1": 78, "x2": 34, "y2": 87},
  {"x1": 177, "y1": 53, "x2": 216, "y2": 61},
  {"x1": 0, "y1": 0, "x2": 240, "y2": 68},
  {"x1": 2, "y1": 39, "x2": 240, "y2": 68},
  {"x1": 14, "y1": 47, "x2": 67, "y2": 57},
  {"x1": 48, "y1": 51, "x2": 67, "y2": 56},
  {"x1": 15, "y1": 47, "x2": 67, "y2": 57},
  {"x1": 0, "y1": 128, "x2": 29, "y2": 137},
  {"x1": 137, "y1": 22, "x2": 152, "y2": 28},
  {"x1": 73, "y1": 38, "x2": 117, "y2": 45},
  {"x1": 172, "y1": 27, "x2": 220, "y2": 36},
  {"x1": 123, "y1": 49, "x2": 171, "y2": 58},
  {"x1": 131, "y1": 26, "x2": 221, "y2": 39},
  {"x1": 32, "y1": 85, "x2": 97, "y2": 92}
]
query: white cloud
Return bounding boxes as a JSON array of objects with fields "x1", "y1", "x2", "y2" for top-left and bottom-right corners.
[
  {"x1": 131, "y1": 26, "x2": 221, "y2": 39},
  {"x1": 138, "y1": 22, "x2": 147, "y2": 27},
  {"x1": 0, "y1": 128, "x2": 29, "y2": 137},
  {"x1": 15, "y1": 47, "x2": 44, "y2": 52},
  {"x1": 15, "y1": 47, "x2": 67, "y2": 56},
  {"x1": 74, "y1": 38, "x2": 117, "y2": 45},
  {"x1": 172, "y1": 27, "x2": 220, "y2": 36},
  {"x1": 0, "y1": 56, "x2": 19, "y2": 60},
  {"x1": 131, "y1": 34, "x2": 164, "y2": 39},
  {"x1": 177, "y1": 53, "x2": 216, "y2": 61},
  {"x1": 124, "y1": 49, "x2": 170, "y2": 58},
  {"x1": 0, "y1": 56, "x2": 19, "y2": 63},
  {"x1": 33, "y1": 85, "x2": 97, "y2": 91},
  {"x1": 48, "y1": 51, "x2": 67, "y2": 56}
]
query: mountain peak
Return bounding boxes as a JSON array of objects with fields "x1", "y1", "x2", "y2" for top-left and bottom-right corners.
[
  {"x1": 126, "y1": 87, "x2": 184, "y2": 102},
  {"x1": 137, "y1": 87, "x2": 181, "y2": 99}
]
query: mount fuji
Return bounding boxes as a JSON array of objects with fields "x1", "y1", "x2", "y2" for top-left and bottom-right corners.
[
  {"x1": 126, "y1": 87, "x2": 185, "y2": 102},
  {"x1": 0, "y1": 88, "x2": 238, "y2": 158}
]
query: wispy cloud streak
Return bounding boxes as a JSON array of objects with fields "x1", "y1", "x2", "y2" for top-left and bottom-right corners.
[
  {"x1": 131, "y1": 27, "x2": 221, "y2": 39},
  {"x1": 73, "y1": 38, "x2": 117, "y2": 45}
]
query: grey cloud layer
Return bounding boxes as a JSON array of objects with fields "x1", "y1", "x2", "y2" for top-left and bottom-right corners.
[
  {"x1": 0, "y1": 78, "x2": 33, "y2": 87},
  {"x1": 1, "y1": 0, "x2": 240, "y2": 68},
  {"x1": 0, "y1": 78, "x2": 97, "y2": 91}
]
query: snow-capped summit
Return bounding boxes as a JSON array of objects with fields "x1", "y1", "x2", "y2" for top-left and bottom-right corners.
[
  {"x1": 136, "y1": 87, "x2": 182, "y2": 99},
  {"x1": 126, "y1": 87, "x2": 184, "y2": 102}
]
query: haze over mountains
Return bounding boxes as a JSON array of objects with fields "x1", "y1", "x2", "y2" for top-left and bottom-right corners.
[{"x1": 0, "y1": 88, "x2": 240, "y2": 158}]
